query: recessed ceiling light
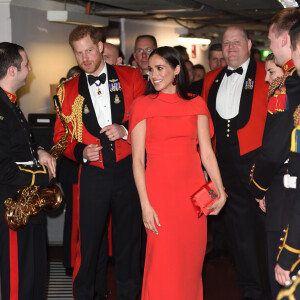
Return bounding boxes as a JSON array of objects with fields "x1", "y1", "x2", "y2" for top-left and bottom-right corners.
[{"x1": 277, "y1": 0, "x2": 299, "y2": 8}]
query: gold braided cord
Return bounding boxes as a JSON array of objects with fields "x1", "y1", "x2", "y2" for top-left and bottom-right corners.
[
  {"x1": 293, "y1": 105, "x2": 300, "y2": 127},
  {"x1": 268, "y1": 72, "x2": 289, "y2": 99},
  {"x1": 276, "y1": 275, "x2": 300, "y2": 300},
  {"x1": 57, "y1": 85, "x2": 84, "y2": 143}
]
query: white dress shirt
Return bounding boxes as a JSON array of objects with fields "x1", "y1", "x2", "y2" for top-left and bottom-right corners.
[
  {"x1": 86, "y1": 64, "x2": 112, "y2": 128},
  {"x1": 85, "y1": 63, "x2": 128, "y2": 139},
  {"x1": 216, "y1": 58, "x2": 250, "y2": 119}
]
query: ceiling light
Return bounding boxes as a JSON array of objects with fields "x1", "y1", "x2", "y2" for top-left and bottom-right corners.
[
  {"x1": 47, "y1": 10, "x2": 108, "y2": 27},
  {"x1": 277, "y1": 0, "x2": 299, "y2": 8},
  {"x1": 178, "y1": 35, "x2": 211, "y2": 45}
]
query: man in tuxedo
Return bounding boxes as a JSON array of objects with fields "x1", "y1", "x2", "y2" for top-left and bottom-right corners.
[
  {"x1": 54, "y1": 25, "x2": 145, "y2": 300},
  {"x1": 202, "y1": 26, "x2": 269, "y2": 300},
  {"x1": 249, "y1": 8, "x2": 300, "y2": 298},
  {"x1": 133, "y1": 35, "x2": 157, "y2": 81},
  {"x1": 0, "y1": 42, "x2": 56, "y2": 299}
]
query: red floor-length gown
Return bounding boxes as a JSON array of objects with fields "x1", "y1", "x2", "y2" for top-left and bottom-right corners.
[{"x1": 129, "y1": 92, "x2": 214, "y2": 300}]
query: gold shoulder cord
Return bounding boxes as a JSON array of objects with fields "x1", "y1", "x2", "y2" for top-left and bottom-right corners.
[{"x1": 57, "y1": 85, "x2": 84, "y2": 142}]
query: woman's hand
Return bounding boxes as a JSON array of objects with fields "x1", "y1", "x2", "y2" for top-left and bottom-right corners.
[
  {"x1": 207, "y1": 190, "x2": 227, "y2": 215},
  {"x1": 142, "y1": 203, "x2": 161, "y2": 235}
]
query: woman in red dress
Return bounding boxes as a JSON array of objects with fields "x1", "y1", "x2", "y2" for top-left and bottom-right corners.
[{"x1": 129, "y1": 46, "x2": 226, "y2": 300}]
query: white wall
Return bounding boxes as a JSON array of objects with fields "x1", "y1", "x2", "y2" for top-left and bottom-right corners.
[
  {"x1": 0, "y1": 1, "x2": 12, "y2": 42},
  {"x1": 11, "y1": 5, "x2": 78, "y2": 118}
]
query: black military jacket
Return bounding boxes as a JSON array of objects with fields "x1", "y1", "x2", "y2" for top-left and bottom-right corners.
[{"x1": 0, "y1": 87, "x2": 49, "y2": 223}]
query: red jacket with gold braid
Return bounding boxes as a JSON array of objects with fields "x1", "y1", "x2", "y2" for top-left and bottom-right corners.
[
  {"x1": 53, "y1": 64, "x2": 145, "y2": 168},
  {"x1": 201, "y1": 59, "x2": 268, "y2": 156}
]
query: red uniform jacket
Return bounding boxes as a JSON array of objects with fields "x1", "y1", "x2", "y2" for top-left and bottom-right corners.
[
  {"x1": 202, "y1": 59, "x2": 268, "y2": 156},
  {"x1": 54, "y1": 64, "x2": 145, "y2": 168}
]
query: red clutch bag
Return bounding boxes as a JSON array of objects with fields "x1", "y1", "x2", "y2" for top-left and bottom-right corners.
[{"x1": 191, "y1": 181, "x2": 223, "y2": 217}]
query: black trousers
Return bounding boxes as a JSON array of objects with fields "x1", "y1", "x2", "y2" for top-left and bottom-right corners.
[
  {"x1": 266, "y1": 231, "x2": 282, "y2": 300},
  {"x1": 0, "y1": 220, "x2": 47, "y2": 300},
  {"x1": 73, "y1": 157, "x2": 142, "y2": 300},
  {"x1": 265, "y1": 172, "x2": 286, "y2": 300},
  {"x1": 217, "y1": 144, "x2": 268, "y2": 300}
]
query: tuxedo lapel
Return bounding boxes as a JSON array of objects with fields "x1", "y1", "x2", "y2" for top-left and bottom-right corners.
[
  {"x1": 238, "y1": 58, "x2": 256, "y2": 129},
  {"x1": 207, "y1": 67, "x2": 227, "y2": 123},
  {"x1": 78, "y1": 73, "x2": 101, "y2": 138},
  {"x1": 106, "y1": 64, "x2": 125, "y2": 125}
]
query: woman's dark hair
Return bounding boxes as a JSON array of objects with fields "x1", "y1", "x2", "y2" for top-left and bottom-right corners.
[{"x1": 144, "y1": 46, "x2": 193, "y2": 100}]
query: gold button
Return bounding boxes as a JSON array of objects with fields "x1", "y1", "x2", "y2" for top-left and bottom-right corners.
[
  {"x1": 227, "y1": 124, "x2": 230, "y2": 127},
  {"x1": 99, "y1": 160, "x2": 102, "y2": 163},
  {"x1": 228, "y1": 120, "x2": 230, "y2": 123},
  {"x1": 96, "y1": 138, "x2": 99, "y2": 142},
  {"x1": 111, "y1": 148, "x2": 113, "y2": 151},
  {"x1": 226, "y1": 134, "x2": 229, "y2": 137}
]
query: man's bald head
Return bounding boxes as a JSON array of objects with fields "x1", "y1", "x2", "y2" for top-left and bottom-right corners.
[{"x1": 103, "y1": 43, "x2": 123, "y2": 65}]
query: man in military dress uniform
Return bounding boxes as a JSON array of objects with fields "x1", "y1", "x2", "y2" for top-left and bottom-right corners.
[
  {"x1": 249, "y1": 8, "x2": 300, "y2": 299},
  {"x1": 53, "y1": 25, "x2": 145, "y2": 300},
  {"x1": 274, "y1": 19, "x2": 300, "y2": 288},
  {"x1": 0, "y1": 42, "x2": 56, "y2": 299},
  {"x1": 202, "y1": 26, "x2": 269, "y2": 300}
]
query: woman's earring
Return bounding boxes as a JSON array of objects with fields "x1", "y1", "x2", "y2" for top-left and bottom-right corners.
[{"x1": 172, "y1": 74, "x2": 178, "y2": 86}]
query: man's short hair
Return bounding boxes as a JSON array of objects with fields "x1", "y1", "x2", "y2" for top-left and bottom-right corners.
[
  {"x1": 134, "y1": 35, "x2": 157, "y2": 51},
  {"x1": 290, "y1": 20, "x2": 300, "y2": 50},
  {"x1": 193, "y1": 64, "x2": 205, "y2": 71},
  {"x1": 208, "y1": 43, "x2": 222, "y2": 59},
  {"x1": 69, "y1": 25, "x2": 102, "y2": 48},
  {"x1": 269, "y1": 8, "x2": 300, "y2": 36},
  {"x1": 0, "y1": 42, "x2": 24, "y2": 80}
]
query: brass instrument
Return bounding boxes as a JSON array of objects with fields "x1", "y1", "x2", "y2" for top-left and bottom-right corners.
[{"x1": 5, "y1": 95, "x2": 69, "y2": 230}]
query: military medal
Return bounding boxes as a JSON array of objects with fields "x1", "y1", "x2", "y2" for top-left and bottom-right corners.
[
  {"x1": 114, "y1": 94, "x2": 120, "y2": 104},
  {"x1": 109, "y1": 79, "x2": 122, "y2": 92},
  {"x1": 83, "y1": 104, "x2": 90, "y2": 114},
  {"x1": 244, "y1": 78, "x2": 254, "y2": 90},
  {"x1": 95, "y1": 82, "x2": 102, "y2": 95}
]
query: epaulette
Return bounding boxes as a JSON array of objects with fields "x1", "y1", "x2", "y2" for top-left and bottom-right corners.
[
  {"x1": 58, "y1": 73, "x2": 80, "y2": 88},
  {"x1": 114, "y1": 64, "x2": 137, "y2": 69},
  {"x1": 277, "y1": 270, "x2": 300, "y2": 300}
]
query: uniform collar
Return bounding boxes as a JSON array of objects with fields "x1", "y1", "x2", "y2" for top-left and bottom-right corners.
[
  {"x1": 282, "y1": 59, "x2": 294, "y2": 74},
  {"x1": 3, "y1": 89, "x2": 17, "y2": 103}
]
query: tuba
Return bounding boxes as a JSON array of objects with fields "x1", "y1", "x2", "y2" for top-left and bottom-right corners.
[{"x1": 5, "y1": 95, "x2": 69, "y2": 230}]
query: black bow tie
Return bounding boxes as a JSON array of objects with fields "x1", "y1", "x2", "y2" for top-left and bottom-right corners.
[
  {"x1": 143, "y1": 74, "x2": 149, "y2": 81},
  {"x1": 226, "y1": 67, "x2": 243, "y2": 77},
  {"x1": 88, "y1": 73, "x2": 106, "y2": 86}
]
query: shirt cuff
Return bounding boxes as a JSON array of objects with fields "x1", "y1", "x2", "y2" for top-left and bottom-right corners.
[{"x1": 121, "y1": 125, "x2": 128, "y2": 141}]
